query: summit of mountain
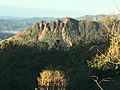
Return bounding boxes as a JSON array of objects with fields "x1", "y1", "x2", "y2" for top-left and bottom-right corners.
[{"x1": 0, "y1": 17, "x2": 108, "y2": 48}]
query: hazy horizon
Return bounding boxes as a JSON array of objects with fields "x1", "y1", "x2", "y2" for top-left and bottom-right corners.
[
  {"x1": 0, "y1": 0, "x2": 120, "y2": 18},
  {"x1": 0, "y1": 14, "x2": 110, "y2": 19}
]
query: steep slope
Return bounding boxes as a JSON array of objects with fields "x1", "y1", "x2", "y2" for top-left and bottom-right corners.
[{"x1": 2, "y1": 17, "x2": 107, "y2": 49}]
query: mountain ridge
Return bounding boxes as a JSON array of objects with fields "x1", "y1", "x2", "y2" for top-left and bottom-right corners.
[
  {"x1": 0, "y1": 17, "x2": 108, "y2": 48},
  {"x1": 1, "y1": 14, "x2": 120, "y2": 39}
]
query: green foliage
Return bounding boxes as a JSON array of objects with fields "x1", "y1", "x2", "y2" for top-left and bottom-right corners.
[
  {"x1": 0, "y1": 42, "x2": 97, "y2": 90},
  {"x1": 36, "y1": 69, "x2": 67, "y2": 89},
  {"x1": 88, "y1": 17, "x2": 120, "y2": 71},
  {"x1": 88, "y1": 55, "x2": 111, "y2": 70}
]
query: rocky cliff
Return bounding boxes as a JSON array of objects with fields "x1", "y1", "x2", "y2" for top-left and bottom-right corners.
[{"x1": 1, "y1": 17, "x2": 110, "y2": 48}]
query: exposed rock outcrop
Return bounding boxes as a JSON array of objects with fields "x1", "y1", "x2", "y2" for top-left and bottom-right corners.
[{"x1": 0, "y1": 17, "x2": 110, "y2": 47}]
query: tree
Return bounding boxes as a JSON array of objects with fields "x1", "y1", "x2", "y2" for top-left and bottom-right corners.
[{"x1": 88, "y1": 16, "x2": 120, "y2": 70}]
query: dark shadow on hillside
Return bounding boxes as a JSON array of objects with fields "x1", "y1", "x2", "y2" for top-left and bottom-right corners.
[{"x1": 0, "y1": 42, "x2": 117, "y2": 90}]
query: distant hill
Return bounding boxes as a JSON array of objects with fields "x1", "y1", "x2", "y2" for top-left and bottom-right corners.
[
  {"x1": 76, "y1": 14, "x2": 108, "y2": 21},
  {"x1": 0, "y1": 32, "x2": 15, "y2": 39},
  {"x1": 0, "y1": 17, "x2": 55, "y2": 31},
  {"x1": 0, "y1": 16, "x2": 21, "y2": 19},
  {"x1": 0, "y1": 17, "x2": 55, "y2": 39},
  {"x1": 76, "y1": 14, "x2": 120, "y2": 21}
]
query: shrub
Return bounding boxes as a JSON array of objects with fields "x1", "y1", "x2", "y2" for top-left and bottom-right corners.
[{"x1": 36, "y1": 70, "x2": 67, "y2": 90}]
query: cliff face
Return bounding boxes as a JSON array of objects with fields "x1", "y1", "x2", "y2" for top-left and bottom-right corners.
[{"x1": 3, "y1": 17, "x2": 108, "y2": 47}]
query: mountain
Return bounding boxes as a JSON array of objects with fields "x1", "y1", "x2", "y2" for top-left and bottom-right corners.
[
  {"x1": 76, "y1": 14, "x2": 120, "y2": 21},
  {"x1": 0, "y1": 32, "x2": 15, "y2": 40},
  {"x1": 1, "y1": 17, "x2": 120, "y2": 90},
  {"x1": 0, "y1": 17, "x2": 55, "y2": 39},
  {"x1": 3, "y1": 17, "x2": 107, "y2": 48},
  {"x1": 76, "y1": 14, "x2": 108, "y2": 21},
  {"x1": 0, "y1": 16, "x2": 21, "y2": 19},
  {"x1": 0, "y1": 14, "x2": 118, "y2": 39}
]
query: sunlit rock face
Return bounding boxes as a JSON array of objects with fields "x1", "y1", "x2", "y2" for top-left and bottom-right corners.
[{"x1": 1, "y1": 17, "x2": 110, "y2": 47}]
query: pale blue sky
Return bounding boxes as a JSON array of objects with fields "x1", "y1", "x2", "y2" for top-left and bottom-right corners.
[{"x1": 0, "y1": 0, "x2": 120, "y2": 17}]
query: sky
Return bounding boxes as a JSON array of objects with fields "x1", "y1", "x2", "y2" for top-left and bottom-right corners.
[{"x1": 0, "y1": 0, "x2": 120, "y2": 18}]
